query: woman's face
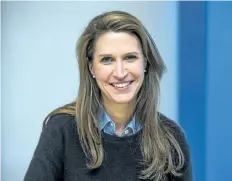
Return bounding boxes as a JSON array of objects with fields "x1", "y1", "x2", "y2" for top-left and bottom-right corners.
[{"x1": 90, "y1": 32, "x2": 146, "y2": 104}]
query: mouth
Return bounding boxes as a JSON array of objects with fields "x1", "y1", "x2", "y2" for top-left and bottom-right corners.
[{"x1": 109, "y1": 81, "x2": 134, "y2": 89}]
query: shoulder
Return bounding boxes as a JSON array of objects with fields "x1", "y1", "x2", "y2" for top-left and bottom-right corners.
[
  {"x1": 158, "y1": 112, "x2": 186, "y2": 141},
  {"x1": 43, "y1": 113, "x2": 76, "y2": 132},
  {"x1": 158, "y1": 112, "x2": 190, "y2": 159},
  {"x1": 159, "y1": 113, "x2": 192, "y2": 175}
]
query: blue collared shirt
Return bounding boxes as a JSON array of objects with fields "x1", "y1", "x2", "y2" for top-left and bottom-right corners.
[{"x1": 100, "y1": 111, "x2": 142, "y2": 137}]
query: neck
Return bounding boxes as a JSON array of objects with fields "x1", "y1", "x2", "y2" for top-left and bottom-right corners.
[{"x1": 103, "y1": 99, "x2": 135, "y2": 133}]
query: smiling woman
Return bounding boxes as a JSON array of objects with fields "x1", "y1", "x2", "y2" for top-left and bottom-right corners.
[
  {"x1": 24, "y1": 11, "x2": 192, "y2": 181},
  {"x1": 90, "y1": 32, "x2": 145, "y2": 134}
]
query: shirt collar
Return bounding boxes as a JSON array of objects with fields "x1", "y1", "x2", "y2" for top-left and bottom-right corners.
[
  {"x1": 99, "y1": 110, "x2": 111, "y2": 131},
  {"x1": 99, "y1": 109, "x2": 141, "y2": 134}
]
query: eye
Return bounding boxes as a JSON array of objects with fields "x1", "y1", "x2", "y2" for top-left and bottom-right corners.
[
  {"x1": 124, "y1": 55, "x2": 137, "y2": 61},
  {"x1": 101, "y1": 57, "x2": 114, "y2": 64}
]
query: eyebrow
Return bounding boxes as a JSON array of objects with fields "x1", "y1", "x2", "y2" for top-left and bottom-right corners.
[{"x1": 98, "y1": 51, "x2": 140, "y2": 58}]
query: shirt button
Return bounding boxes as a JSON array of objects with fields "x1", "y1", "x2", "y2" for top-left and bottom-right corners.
[{"x1": 125, "y1": 129, "x2": 129, "y2": 135}]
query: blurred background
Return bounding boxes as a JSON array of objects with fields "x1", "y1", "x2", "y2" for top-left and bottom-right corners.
[{"x1": 2, "y1": 1, "x2": 232, "y2": 181}]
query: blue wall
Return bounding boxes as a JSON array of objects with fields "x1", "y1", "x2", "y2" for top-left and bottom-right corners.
[
  {"x1": 178, "y1": 2, "x2": 232, "y2": 180},
  {"x1": 178, "y1": 2, "x2": 207, "y2": 180},
  {"x1": 206, "y1": 2, "x2": 232, "y2": 180}
]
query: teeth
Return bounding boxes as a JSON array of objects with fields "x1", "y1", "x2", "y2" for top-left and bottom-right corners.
[{"x1": 113, "y1": 82, "x2": 130, "y2": 88}]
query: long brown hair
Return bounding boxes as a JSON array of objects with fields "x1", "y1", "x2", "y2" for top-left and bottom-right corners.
[{"x1": 44, "y1": 11, "x2": 185, "y2": 180}]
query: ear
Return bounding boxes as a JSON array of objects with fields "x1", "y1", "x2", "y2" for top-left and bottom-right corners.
[{"x1": 144, "y1": 58, "x2": 148, "y2": 70}]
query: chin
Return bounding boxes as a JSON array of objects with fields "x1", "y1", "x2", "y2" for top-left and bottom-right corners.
[
  {"x1": 110, "y1": 95, "x2": 136, "y2": 104},
  {"x1": 102, "y1": 84, "x2": 142, "y2": 104}
]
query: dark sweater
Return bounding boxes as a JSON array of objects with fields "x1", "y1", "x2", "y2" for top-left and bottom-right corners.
[{"x1": 24, "y1": 113, "x2": 192, "y2": 181}]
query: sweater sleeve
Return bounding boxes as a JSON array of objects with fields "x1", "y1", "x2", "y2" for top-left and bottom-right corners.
[{"x1": 23, "y1": 114, "x2": 67, "y2": 181}]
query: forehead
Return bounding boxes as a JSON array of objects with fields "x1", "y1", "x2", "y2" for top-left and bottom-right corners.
[{"x1": 94, "y1": 32, "x2": 142, "y2": 55}]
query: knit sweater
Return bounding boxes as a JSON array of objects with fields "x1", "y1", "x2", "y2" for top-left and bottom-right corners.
[{"x1": 24, "y1": 113, "x2": 192, "y2": 181}]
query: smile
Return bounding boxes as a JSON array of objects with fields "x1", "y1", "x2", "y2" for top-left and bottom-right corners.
[{"x1": 110, "y1": 81, "x2": 133, "y2": 89}]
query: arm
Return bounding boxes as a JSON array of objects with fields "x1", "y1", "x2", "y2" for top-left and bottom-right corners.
[{"x1": 24, "y1": 115, "x2": 65, "y2": 181}]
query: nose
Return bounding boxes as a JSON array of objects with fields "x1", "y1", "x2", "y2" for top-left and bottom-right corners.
[{"x1": 113, "y1": 60, "x2": 128, "y2": 79}]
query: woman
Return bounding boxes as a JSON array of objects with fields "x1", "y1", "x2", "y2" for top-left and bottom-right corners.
[{"x1": 24, "y1": 11, "x2": 192, "y2": 181}]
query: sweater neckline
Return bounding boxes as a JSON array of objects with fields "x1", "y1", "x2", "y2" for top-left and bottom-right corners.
[{"x1": 101, "y1": 129, "x2": 143, "y2": 143}]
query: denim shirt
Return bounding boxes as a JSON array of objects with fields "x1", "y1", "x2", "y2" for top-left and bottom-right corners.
[{"x1": 99, "y1": 111, "x2": 142, "y2": 137}]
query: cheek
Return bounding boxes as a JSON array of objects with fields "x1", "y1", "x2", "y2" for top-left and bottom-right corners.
[
  {"x1": 130, "y1": 64, "x2": 145, "y2": 78},
  {"x1": 93, "y1": 66, "x2": 112, "y2": 82},
  {"x1": 129, "y1": 59, "x2": 145, "y2": 74}
]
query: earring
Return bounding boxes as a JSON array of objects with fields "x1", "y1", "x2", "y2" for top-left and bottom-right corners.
[
  {"x1": 92, "y1": 75, "x2": 95, "y2": 78},
  {"x1": 144, "y1": 69, "x2": 146, "y2": 73}
]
